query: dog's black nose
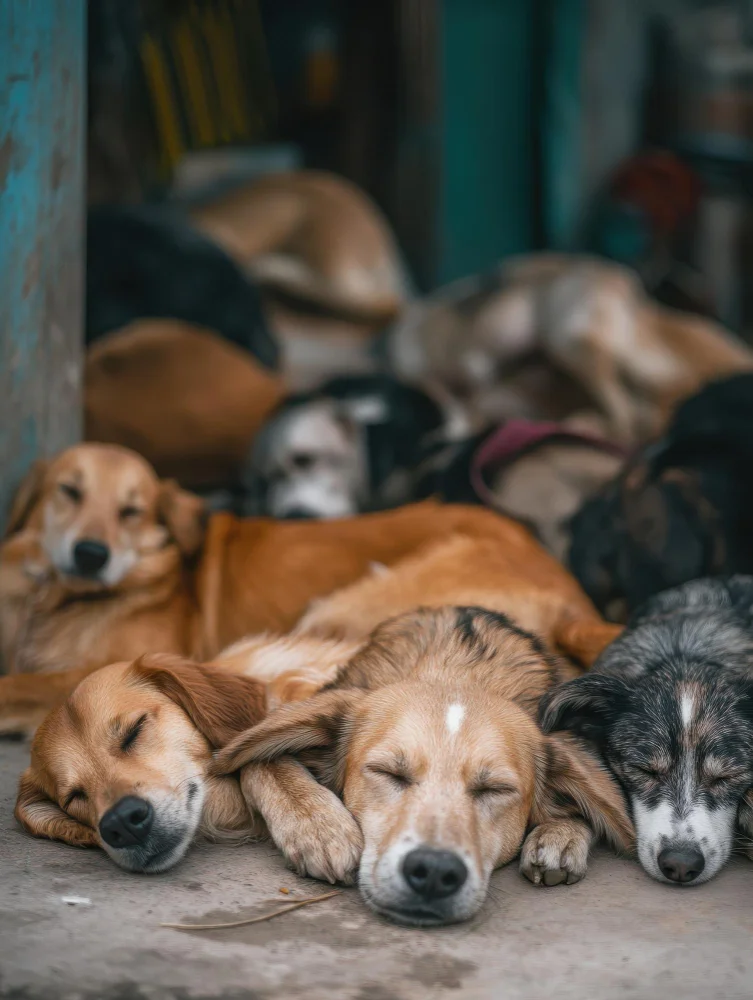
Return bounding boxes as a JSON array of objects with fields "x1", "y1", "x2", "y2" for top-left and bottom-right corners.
[
  {"x1": 279, "y1": 507, "x2": 316, "y2": 521},
  {"x1": 73, "y1": 539, "x2": 110, "y2": 576},
  {"x1": 658, "y1": 846, "x2": 705, "y2": 884},
  {"x1": 402, "y1": 848, "x2": 468, "y2": 900},
  {"x1": 99, "y1": 796, "x2": 154, "y2": 849}
]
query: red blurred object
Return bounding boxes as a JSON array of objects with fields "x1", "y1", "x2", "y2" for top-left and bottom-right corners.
[{"x1": 610, "y1": 151, "x2": 701, "y2": 242}]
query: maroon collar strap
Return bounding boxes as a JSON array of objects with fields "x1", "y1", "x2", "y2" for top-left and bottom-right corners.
[{"x1": 470, "y1": 419, "x2": 629, "y2": 506}]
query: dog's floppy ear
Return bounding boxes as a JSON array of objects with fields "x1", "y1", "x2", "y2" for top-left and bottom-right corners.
[
  {"x1": 212, "y1": 688, "x2": 365, "y2": 790},
  {"x1": 554, "y1": 620, "x2": 624, "y2": 668},
  {"x1": 539, "y1": 672, "x2": 627, "y2": 745},
  {"x1": 15, "y1": 768, "x2": 98, "y2": 847},
  {"x1": 158, "y1": 480, "x2": 206, "y2": 557},
  {"x1": 133, "y1": 654, "x2": 265, "y2": 748},
  {"x1": 5, "y1": 460, "x2": 48, "y2": 537},
  {"x1": 533, "y1": 733, "x2": 634, "y2": 852}
]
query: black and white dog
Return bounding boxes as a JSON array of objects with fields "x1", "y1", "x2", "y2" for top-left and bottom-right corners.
[
  {"x1": 541, "y1": 576, "x2": 753, "y2": 886},
  {"x1": 240, "y1": 374, "x2": 454, "y2": 519}
]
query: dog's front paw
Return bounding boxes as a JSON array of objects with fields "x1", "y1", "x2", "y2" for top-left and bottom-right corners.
[
  {"x1": 281, "y1": 802, "x2": 363, "y2": 885},
  {"x1": 520, "y1": 821, "x2": 590, "y2": 887}
]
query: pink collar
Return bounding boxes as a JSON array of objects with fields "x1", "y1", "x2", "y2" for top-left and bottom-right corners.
[{"x1": 470, "y1": 419, "x2": 628, "y2": 506}]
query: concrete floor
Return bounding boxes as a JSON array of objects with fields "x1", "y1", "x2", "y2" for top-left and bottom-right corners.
[{"x1": 2, "y1": 740, "x2": 753, "y2": 1000}]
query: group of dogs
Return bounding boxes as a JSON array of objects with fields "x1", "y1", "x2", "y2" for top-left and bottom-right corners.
[{"x1": 5, "y1": 169, "x2": 753, "y2": 928}]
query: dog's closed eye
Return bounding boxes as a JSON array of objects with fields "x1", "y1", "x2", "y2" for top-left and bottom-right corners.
[
  {"x1": 366, "y1": 763, "x2": 414, "y2": 790},
  {"x1": 703, "y1": 763, "x2": 749, "y2": 789},
  {"x1": 58, "y1": 482, "x2": 82, "y2": 503},
  {"x1": 470, "y1": 783, "x2": 518, "y2": 800},
  {"x1": 119, "y1": 505, "x2": 143, "y2": 522},
  {"x1": 120, "y1": 714, "x2": 148, "y2": 753},
  {"x1": 63, "y1": 788, "x2": 88, "y2": 811},
  {"x1": 629, "y1": 762, "x2": 669, "y2": 782},
  {"x1": 291, "y1": 452, "x2": 315, "y2": 471}
]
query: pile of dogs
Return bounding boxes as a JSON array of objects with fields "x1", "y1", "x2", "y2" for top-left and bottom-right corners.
[{"x1": 4, "y1": 168, "x2": 753, "y2": 928}]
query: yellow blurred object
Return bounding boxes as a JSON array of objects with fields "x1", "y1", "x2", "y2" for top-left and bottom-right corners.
[{"x1": 137, "y1": 0, "x2": 275, "y2": 181}]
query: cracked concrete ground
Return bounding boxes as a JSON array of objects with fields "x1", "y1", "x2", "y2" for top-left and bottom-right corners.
[{"x1": 2, "y1": 739, "x2": 753, "y2": 1000}]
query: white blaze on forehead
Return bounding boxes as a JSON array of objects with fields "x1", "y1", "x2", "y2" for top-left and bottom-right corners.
[
  {"x1": 680, "y1": 693, "x2": 695, "y2": 728},
  {"x1": 445, "y1": 703, "x2": 465, "y2": 736}
]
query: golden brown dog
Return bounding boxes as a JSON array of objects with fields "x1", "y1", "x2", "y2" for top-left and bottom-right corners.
[
  {"x1": 190, "y1": 170, "x2": 408, "y2": 325},
  {"x1": 0, "y1": 443, "x2": 547, "y2": 724},
  {"x1": 11, "y1": 529, "x2": 626, "y2": 925},
  {"x1": 390, "y1": 253, "x2": 753, "y2": 443}
]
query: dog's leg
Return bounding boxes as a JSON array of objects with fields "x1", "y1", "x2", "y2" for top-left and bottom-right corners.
[
  {"x1": 0, "y1": 665, "x2": 99, "y2": 736},
  {"x1": 519, "y1": 818, "x2": 593, "y2": 886},
  {"x1": 239, "y1": 757, "x2": 363, "y2": 884}
]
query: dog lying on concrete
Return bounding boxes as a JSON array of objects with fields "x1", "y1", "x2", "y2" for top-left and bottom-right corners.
[
  {"x1": 10, "y1": 530, "x2": 628, "y2": 927},
  {"x1": 541, "y1": 576, "x2": 753, "y2": 887}
]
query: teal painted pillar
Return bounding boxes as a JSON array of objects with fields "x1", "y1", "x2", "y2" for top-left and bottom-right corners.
[
  {"x1": 439, "y1": 0, "x2": 536, "y2": 283},
  {"x1": 0, "y1": 0, "x2": 86, "y2": 525}
]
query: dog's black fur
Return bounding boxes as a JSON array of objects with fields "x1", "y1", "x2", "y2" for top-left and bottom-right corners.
[
  {"x1": 87, "y1": 205, "x2": 279, "y2": 369},
  {"x1": 568, "y1": 374, "x2": 753, "y2": 619},
  {"x1": 540, "y1": 576, "x2": 753, "y2": 885}
]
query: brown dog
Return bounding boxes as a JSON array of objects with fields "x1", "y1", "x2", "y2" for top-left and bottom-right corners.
[
  {"x1": 12, "y1": 531, "x2": 626, "y2": 915},
  {"x1": 0, "y1": 443, "x2": 547, "y2": 724},
  {"x1": 191, "y1": 170, "x2": 408, "y2": 325}
]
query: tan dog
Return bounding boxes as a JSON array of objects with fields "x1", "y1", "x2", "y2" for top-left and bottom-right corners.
[
  {"x1": 191, "y1": 171, "x2": 408, "y2": 325},
  {"x1": 12, "y1": 531, "x2": 626, "y2": 916},
  {"x1": 0, "y1": 443, "x2": 541, "y2": 720},
  {"x1": 390, "y1": 254, "x2": 753, "y2": 443}
]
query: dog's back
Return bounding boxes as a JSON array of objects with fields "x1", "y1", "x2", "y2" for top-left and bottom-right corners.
[
  {"x1": 613, "y1": 576, "x2": 753, "y2": 682},
  {"x1": 569, "y1": 374, "x2": 753, "y2": 617}
]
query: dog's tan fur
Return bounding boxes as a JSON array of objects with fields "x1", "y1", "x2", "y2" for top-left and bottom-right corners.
[
  {"x1": 12, "y1": 530, "x2": 626, "y2": 922},
  {"x1": 390, "y1": 254, "x2": 753, "y2": 443},
  {"x1": 0, "y1": 444, "x2": 571, "y2": 726},
  {"x1": 191, "y1": 171, "x2": 407, "y2": 324}
]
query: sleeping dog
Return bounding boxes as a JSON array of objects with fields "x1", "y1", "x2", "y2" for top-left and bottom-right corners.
[
  {"x1": 0, "y1": 442, "x2": 525, "y2": 695},
  {"x1": 11, "y1": 531, "x2": 628, "y2": 926},
  {"x1": 541, "y1": 576, "x2": 753, "y2": 886},
  {"x1": 569, "y1": 373, "x2": 753, "y2": 619},
  {"x1": 389, "y1": 254, "x2": 753, "y2": 443},
  {"x1": 241, "y1": 374, "x2": 450, "y2": 519}
]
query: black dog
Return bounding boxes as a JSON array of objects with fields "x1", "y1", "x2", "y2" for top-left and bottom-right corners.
[
  {"x1": 541, "y1": 575, "x2": 753, "y2": 886},
  {"x1": 87, "y1": 205, "x2": 279, "y2": 370},
  {"x1": 568, "y1": 373, "x2": 753, "y2": 619}
]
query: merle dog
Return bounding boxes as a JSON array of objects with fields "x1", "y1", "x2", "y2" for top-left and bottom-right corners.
[
  {"x1": 568, "y1": 373, "x2": 753, "y2": 620},
  {"x1": 540, "y1": 576, "x2": 753, "y2": 886}
]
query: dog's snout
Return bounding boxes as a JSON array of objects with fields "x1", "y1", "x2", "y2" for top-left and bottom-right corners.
[
  {"x1": 402, "y1": 847, "x2": 468, "y2": 900},
  {"x1": 658, "y1": 846, "x2": 705, "y2": 884},
  {"x1": 73, "y1": 539, "x2": 110, "y2": 576},
  {"x1": 99, "y1": 796, "x2": 154, "y2": 849}
]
